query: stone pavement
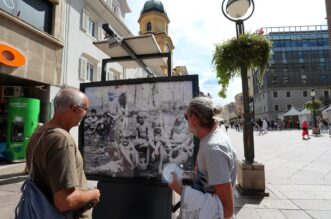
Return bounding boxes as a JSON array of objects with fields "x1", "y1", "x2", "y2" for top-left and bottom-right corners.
[
  {"x1": 0, "y1": 129, "x2": 330, "y2": 218},
  {"x1": 228, "y1": 128, "x2": 331, "y2": 219}
]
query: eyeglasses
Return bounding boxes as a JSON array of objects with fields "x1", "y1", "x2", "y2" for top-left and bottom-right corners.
[
  {"x1": 184, "y1": 112, "x2": 190, "y2": 121},
  {"x1": 73, "y1": 104, "x2": 89, "y2": 112}
]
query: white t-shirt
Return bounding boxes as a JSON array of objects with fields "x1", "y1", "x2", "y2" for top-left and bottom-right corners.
[{"x1": 194, "y1": 128, "x2": 238, "y2": 193}]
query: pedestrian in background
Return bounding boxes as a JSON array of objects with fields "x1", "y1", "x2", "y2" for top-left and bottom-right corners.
[
  {"x1": 262, "y1": 119, "x2": 268, "y2": 135},
  {"x1": 26, "y1": 87, "x2": 100, "y2": 219},
  {"x1": 224, "y1": 120, "x2": 230, "y2": 132},
  {"x1": 301, "y1": 120, "x2": 310, "y2": 140},
  {"x1": 168, "y1": 97, "x2": 238, "y2": 219}
]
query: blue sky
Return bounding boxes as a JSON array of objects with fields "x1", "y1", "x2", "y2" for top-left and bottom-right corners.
[{"x1": 125, "y1": 0, "x2": 327, "y2": 106}]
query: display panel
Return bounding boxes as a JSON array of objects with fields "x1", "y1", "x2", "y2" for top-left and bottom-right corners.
[{"x1": 80, "y1": 75, "x2": 199, "y2": 182}]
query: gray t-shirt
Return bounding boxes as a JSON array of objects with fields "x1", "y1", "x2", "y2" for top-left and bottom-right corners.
[{"x1": 194, "y1": 128, "x2": 238, "y2": 193}]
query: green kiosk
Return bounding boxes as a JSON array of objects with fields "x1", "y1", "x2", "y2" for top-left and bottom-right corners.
[{"x1": 6, "y1": 97, "x2": 40, "y2": 162}]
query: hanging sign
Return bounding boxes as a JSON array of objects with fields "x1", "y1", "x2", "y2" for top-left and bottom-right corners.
[{"x1": 0, "y1": 43, "x2": 26, "y2": 67}]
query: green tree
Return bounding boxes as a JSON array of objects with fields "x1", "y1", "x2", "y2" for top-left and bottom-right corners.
[
  {"x1": 212, "y1": 32, "x2": 272, "y2": 98},
  {"x1": 305, "y1": 100, "x2": 322, "y2": 112}
]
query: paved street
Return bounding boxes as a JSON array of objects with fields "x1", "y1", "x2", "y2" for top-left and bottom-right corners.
[
  {"x1": 0, "y1": 128, "x2": 330, "y2": 218},
  {"x1": 228, "y1": 128, "x2": 331, "y2": 219}
]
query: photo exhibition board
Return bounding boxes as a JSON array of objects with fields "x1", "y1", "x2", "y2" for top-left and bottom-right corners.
[{"x1": 79, "y1": 75, "x2": 199, "y2": 182}]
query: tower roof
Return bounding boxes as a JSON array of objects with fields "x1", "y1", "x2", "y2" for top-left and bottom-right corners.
[{"x1": 140, "y1": 0, "x2": 167, "y2": 16}]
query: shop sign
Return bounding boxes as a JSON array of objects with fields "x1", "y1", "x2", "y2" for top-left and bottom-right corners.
[{"x1": 0, "y1": 43, "x2": 26, "y2": 67}]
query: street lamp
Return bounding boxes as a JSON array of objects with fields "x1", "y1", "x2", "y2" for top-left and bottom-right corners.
[
  {"x1": 309, "y1": 88, "x2": 319, "y2": 134},
  {"x1": 222, "y1": 0, "x2": 255, "y2": 164}
]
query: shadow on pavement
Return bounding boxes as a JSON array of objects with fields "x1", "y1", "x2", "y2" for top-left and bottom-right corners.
[{"x1": 0, "y1": 173, "x2": 27, "y2": 185}]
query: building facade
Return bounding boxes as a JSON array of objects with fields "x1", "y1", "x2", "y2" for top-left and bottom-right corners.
[
  {"x1": 326, "y1": 0, "x2": 331, "y2": 52},
  {"x1": 234, "y1": 92, "x2": 244, "y2": 118},
  {"x1": 254, "y1": 25, "x2": 331, "y2": 121},
  {"x1": 0, "y1": 0, "x2": 132, "y2": 144}
]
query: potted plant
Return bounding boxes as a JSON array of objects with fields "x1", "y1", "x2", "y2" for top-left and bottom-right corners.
[{"x1": 212, "y1": 32, "x2": 272, "y2": 98}]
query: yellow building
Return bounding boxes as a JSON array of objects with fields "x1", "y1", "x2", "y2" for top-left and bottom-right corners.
[{"x1": 138, "y1": 0, "x2": 175, "y2": 76}]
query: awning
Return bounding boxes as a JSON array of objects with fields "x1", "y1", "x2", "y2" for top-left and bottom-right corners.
[
  {"x1": 281, "y1": 107, "x2": 300, "y2": 117},
  {"x1": 298, "y1": 108, "x2": 311, "y2": 116},
  {"x1": 94, "y1": 34, "x2": 169, "y2": 77},
  {"x1": 278, "y1": 107, "x2": 300, "y2": 119}
]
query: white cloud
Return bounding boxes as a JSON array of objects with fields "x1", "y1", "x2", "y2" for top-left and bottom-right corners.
[{"x1": 126, "y1": 0, "x2": 327, "y2": 106}]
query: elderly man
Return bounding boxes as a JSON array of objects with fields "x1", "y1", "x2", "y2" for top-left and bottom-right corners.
[
  {"x1": 168, "y1": 97, "x2": 238, "y2": 219},
  {"x1": 26, "y1": 87, "x2": 100, "y2": 219}
]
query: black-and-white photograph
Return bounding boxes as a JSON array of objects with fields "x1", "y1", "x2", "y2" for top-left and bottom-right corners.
[{"x1": 80, "y1": 76, "x2": 198, "y2": 180}]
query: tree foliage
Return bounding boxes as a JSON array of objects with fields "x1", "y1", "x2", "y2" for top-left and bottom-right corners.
[
  {"x1": 212, "y1": 32, "x2": 272, "y2": 98},
  {"x1": 305, "y1": 100, "x2": 322, "y2": 111}
]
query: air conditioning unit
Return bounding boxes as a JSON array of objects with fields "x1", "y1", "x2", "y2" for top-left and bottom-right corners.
[{"x1": 1, "y1": 86, "x2": 22, "y2": 98}]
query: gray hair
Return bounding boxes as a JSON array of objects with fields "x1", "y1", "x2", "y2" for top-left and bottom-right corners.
[
  {"x1": 188, "y1": 97, "x2": 221, "y2": 129},
  {"x1": 53, "y1": 88, "x2": 85, "y2": 113}
]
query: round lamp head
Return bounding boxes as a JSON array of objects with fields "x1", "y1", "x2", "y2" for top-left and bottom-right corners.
[
  {"x1": 310, "y1": 89, "x2": 316, "y2": 97},
  {"x1": 226, "y1": 0, "x2": 251, "y2": 18}
]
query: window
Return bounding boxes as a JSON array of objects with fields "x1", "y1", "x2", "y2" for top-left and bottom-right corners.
[
  {"x1": 324, "y1": 90, "x2": 329, "y2": 98},
  {"x1": 273, "y1": 91, "x2": 277, "y2": 98},
  {"x1": 87, "y1": 63, "x2": 94, "y2": 81},
  {"x1": 82, "y1": 9, "x2": 103, "y2": 40},
  {"x1": 303, "y1": 91, "x2": 307, "y2": 97},
  {"x1": 79, "y1": 56, "x2": 101, "y2": 82},
  {"x1": 271, "y1": 76, "x2": 277, "y2": 84},
  {"x1": 301, "y1": 74, "x2": 307, "y2": 84},
  {"x1": 0, "y1": 0, "x2": 53, "y2": 33},
  {"x1": 321, "y1": 72, "x2": 329, "y2": 82},
  {"x1": 283, "y1": 73, "x2": 289, "y2": 84},
  {"x1": 286, "y1": 91, "x2": 290, "y2": 98},
  {"x1": 274, "y1": 105, "x2": 279, "y2": 111},
  {"x1": 88, "y1": 18, "x2": 96, "y2": 38},
  {"x1": 146, "y1": 22, "x2": 152, "y2": 32},
  {"x1": 106, "y1": 68, "x2": 121, "y2": 81},
  {"x1": 112, "y1": 3, "x2": 118, "y2": 14},
  {"x1": 287, "y1": 104, "x2": 292, "y2": 110}
]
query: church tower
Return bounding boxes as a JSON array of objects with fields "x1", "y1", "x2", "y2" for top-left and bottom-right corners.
[{"x1": 138, "y1": 0, "x2": 174, "y2": 75}]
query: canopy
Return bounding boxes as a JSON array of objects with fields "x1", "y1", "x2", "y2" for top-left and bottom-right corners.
[
  {"x1": 298, "y1": 108, "x2": 312, "y2": 124},
  {"x1": 94, "y1": 34, "x2": 169, "y2": 76},
  {"x1": 280, "y1": 107, "x2": 300, "y2": 117},
  {"x1": 322, "y1": 105, "x2": 331, "y2": 122},
  {"x1": 322, "y1": 105, "x2": 331, "y2": 114},
  {"x1": 298, "y1": 108, "x2": 311, "y2": 116}
]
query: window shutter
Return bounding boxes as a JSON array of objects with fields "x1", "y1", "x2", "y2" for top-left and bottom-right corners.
[
  {"x1": 82, "y1": 9, "x2": 88, "y2": 32},
  {"x1": 79, "y1": 57, "x2": 87, "y2": 80},
  {"x1": 98, "y1": 24, "x2": 104, "y2": 40},
  {"x1": 96, "y1": 65, "x2": 101, "y2": 81}
]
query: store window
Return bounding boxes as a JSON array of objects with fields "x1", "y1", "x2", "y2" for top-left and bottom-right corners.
[{"x1": 0, "y1": 0, "x2": 53, "y2": 33}]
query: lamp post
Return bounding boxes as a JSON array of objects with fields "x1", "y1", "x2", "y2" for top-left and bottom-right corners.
[
  {"x1": 221, "y1": 0, "x2": 255, "y2": 164},
  {"x1": 309, "y1": 88, "x2": 319, "y2": 134}
]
